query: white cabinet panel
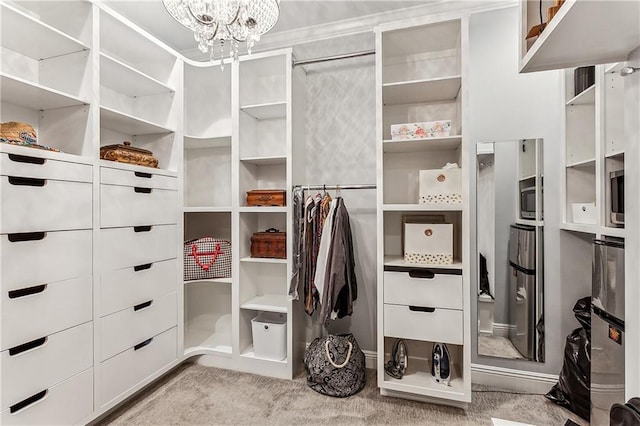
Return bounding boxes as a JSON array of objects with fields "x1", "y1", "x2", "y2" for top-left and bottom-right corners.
[
  {"x1": 100, "y1": 225, "x2": 177, "y2": 270},
  {"x1": 0, "y1": 153, "x2": 92, "y2": 182},
  {"x1": 384, "y1": 270, "x2": 462, "y2": 310},
  {"x1": 100, "y1": 166, "x2": 177, "y2": 190},
  {"x1": 384, "y1": 304, "x2": 463, "y2": 345},
  {"x1": 100, "y1": 184, "x2": 177, "y2": 228}
]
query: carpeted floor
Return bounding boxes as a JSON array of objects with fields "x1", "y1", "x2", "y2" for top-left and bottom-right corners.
[
  {"x1": 478, "y1": 335, "x2": 524, "y2": 360},
  {"x1": 97, "y1": 362, "x2": 588, "y2": 426}
]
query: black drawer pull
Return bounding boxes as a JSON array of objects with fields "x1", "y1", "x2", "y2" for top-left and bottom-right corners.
[
  {"x1": 8, "y1": 176, "x2": 46, "y2": 187},
  {"x1": 134, "y1": 187, "x2": 152, "y2": 194},
  {"x1": 10, "y1": 390, "x2": 47, "y2": 414},
  {"x1": 8, "y1": 154, "x2": 46, "y2": 165},
  {"x1": 409, "y1": 306, "x2": 436, "y2": 313},
  {"x1": 134, "y1": 300, "x2": 153, "y2": 311},
  {"x1": 8, "y1": 284, "x2": 47, "y2": 299},
  {"x1": 9, "y1": 337, "x2": 47, "y2": 356},
  {"x1": 8, "y1": 232, "x2": 46, "y2": 243},
  {"x1": 134, "y1": 171, "x2": 152, "y2": 178},
  {"x1": 134, "y1": 263, "x2": 152, "y2": 272},
  {"x1": 134, "y1": 225, "x2": 152, "y2": 233},
  {"x1": 134, "y1": 337, "x2": 153, "y2": 351},
  {"x1": 408, "y1": 269, "x2": 435, "y2": 279}
]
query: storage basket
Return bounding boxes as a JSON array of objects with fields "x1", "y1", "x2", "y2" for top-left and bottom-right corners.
[
  {"x1": 404, "y1": 223, "x2": 453, "y2": 264},
  {"x1": 419, "y1": 168, "x2": 462, "y2": 204},
  {"x1": 251, "y1": 312, "x2": 287, "y2": 361}
]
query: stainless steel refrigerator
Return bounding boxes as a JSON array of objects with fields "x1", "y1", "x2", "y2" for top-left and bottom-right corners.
[
  {"x1": 591, "y1": 238, "x2": 625, "y2": 425},
  {"x1": 508, "y1": 224, "x2": 540, "y2": 361}
]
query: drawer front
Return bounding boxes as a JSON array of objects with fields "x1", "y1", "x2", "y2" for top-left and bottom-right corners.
[
  {"x1": 0, "y1": 153, "x2": 92, "y2": 183},
  {"x1": 100, "y1": 259, "x2": 177, "y2": 317},
  {"x1": 100, "y1": 184, "x2": 177, "y2": 228},
  {"x1": 100, "y1": 292, "x2": 177, "y2": 361},
  {"x1": 99, "y1": 327, "x2": 177, "y2": 407},
  {"x1": 1, "y1": 322, "x2": 93, "y2": 411},
  {"x1": 0, "y1": 177, "x2": 92, "y2": 233},
  {"x1": 0, "y1": 368, "x2": 92, "y2": 426},
  {"x1": 384, "y1": 270, "x2": 462, "y2": 309},
  {"x1": 100, "y1": 166, "x2": 177, "y2": 190},
  {"x1": 384, "y1": 304, "x2": 463, "y2": 345},
  {"x1": 1, "y1": 276, "x2": 92, "y2": 351},
  {"x1": 0, "y1": 229, "x2": 92, "y2": 290},
  {"x1": 100, "y1": 225, "x2": 177, "y2": 270}
]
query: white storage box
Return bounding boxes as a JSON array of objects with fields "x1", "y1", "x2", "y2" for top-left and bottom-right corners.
[
  {"x1": 404, "y1": 223, "x2": 454, "y2": 264},
  {"x1": 572, "y1": 202, "x2": 597, "y2": 224},
  {"x1": 419, "y1": 168, "x2": 462, "y2": 204},
  {"x1": 251, "y1": 312, "x2": 287, "y2": 361},
  {"x1": 390, "y1": 120, "x2": 451, "y2": 140}
]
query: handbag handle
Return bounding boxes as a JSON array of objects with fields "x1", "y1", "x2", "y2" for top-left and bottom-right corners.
[{"x1": 325, "y1": 340, "x2": 353, "y2": 368}]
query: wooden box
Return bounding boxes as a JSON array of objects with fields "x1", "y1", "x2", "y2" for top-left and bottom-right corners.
[
  {"x1": 246, "y1": 190, "x2": 286, "y2": 207},
  {"x1": 250, "y1": 228, "x2": 286, "y2": 259},
  {"x1": 100, "y1": 141, "x2": 159, "y2": 168}
]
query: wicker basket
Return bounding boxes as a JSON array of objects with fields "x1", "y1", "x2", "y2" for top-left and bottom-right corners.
[{"x1": 0, "y1": 121, "x2": 59, "y2": 152}]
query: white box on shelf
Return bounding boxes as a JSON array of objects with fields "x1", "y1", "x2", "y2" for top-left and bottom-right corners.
[
  {"x1": 419, "y1": 168, "x2": 462, "y2": 204},
  {"x1": 251, "y1": 312, "x2": 287, "y2": 361},
  {"x1": 404, "y1": 223, "x2": 453, "y2": 264},
  {"x1": 572, "y1": 202, "x2": 597, "y2": 224},
  {"x1": 390, "y1": 120, "x2": 451, "y2": 140}
]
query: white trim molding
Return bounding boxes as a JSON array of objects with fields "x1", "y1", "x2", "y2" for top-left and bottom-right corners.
[
  {"x1": 471, "y1": 363, "x2": 558, "y2": 395},
  {"x1": 492, "y1": 322, "x2": 516, "y2": 338}
]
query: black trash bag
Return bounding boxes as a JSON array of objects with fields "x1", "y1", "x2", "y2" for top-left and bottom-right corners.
[{"x1": 545, "y1": 296, "x2": 592, "y2": 421}]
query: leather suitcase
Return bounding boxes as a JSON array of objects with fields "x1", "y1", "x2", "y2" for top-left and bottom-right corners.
[
  {"x1": 246, "y1": 189, "x2": 286, "y2": 207},
  {"x1": 250, "y1": 228, "x2": 286, "y2": 259}
]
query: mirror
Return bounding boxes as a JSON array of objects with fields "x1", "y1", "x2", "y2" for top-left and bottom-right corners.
[{"x1": 476, "y1": 139, "x2": 544, "y2": 362}]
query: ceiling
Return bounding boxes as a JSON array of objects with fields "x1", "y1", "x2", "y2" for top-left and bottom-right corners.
[{"x1": 103, "y1": 1, "x2": 428, "y2": 59}]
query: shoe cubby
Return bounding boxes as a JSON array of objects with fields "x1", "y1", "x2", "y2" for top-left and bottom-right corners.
[
  {"x1": 565, "y1": 165, "x2": 597, "y2": 224},
  {"x1": 381, "y1": 337, "x2": 465, "y2": 401},
  {"x1": 184, "y1": 145, "x2": 231, "y2": 208},
  {"x1": 238, "y1": 211, "x2": 286, "y2": 261},
  {"x1": 238, "y1": 161, "x2": 287, "y2": 207},
  {"x1": 239, "y1": 111, "x2": 287, "y2": 159},
  {"x1": 239, "y1": 308, "x2": 288, "y2": 364},
  {"x1": 184, "y1": 280, "x2": 232, "y2": 356},
  {"x1": 185, "y1": 63, "x2": 232, "y2": 139},
  {"x1": 239, "y1": 54, "x2": 287, "y2": 108}
]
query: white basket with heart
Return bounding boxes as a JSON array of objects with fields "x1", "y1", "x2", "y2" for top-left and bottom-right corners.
[{"x1": 183, "y1": 237, "x2": 231, "y2": 281}]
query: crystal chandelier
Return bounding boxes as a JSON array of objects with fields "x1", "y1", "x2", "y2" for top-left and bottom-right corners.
[{"x1": 163, "y1": 0, "x2": 280, "y2": 66}]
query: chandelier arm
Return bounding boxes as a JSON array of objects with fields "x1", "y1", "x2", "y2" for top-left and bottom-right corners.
[{"x1": 186, "y1": 4, "x2": 219, "y2": 31}]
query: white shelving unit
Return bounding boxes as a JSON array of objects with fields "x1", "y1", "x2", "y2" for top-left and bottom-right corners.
[{"x1": 375, "y1": 14, "x2": 471, "y2": 408}]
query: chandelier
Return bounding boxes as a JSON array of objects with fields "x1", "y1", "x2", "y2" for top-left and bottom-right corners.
[{"x1": 163, "y1": 0, "x2": 280, "y2": 65}]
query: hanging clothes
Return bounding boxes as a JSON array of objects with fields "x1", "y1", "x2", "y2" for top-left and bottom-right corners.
[
  {"x1": 313, "y1": 198, "x2": 337, "y2": 301},
  {"x1": 288, "y1": 186, "x2": 305, "y2": 300}
]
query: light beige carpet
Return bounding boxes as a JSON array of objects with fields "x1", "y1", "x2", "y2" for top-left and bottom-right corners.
[
  {"x1": 478, "y1": 335, "x2": 524, "y2": 360},
  {"x1": 98, "y1": 362, "x2": 587, "y2": 426}
]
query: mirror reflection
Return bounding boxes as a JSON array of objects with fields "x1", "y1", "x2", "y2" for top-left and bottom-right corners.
[{"x1": 476, "y1": 139, "x2": 544, "y2": 362}]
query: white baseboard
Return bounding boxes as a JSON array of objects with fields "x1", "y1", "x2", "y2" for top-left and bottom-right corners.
[
  {"x1": 362, "y1": 349, "x2": 377, "y2": 369},
  {"x1": 492, "y1": 323, "x2": 515, "y2": 338},
  {"x1": 470, "y1": 363, "x2": 558, "y2": 395}
]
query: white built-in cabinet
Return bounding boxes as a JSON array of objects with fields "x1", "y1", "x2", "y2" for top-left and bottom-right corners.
[{"x1": 375, "y1": 13, "x2": 471, "y2": 408}]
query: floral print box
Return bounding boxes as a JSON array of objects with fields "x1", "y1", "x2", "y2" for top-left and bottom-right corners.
[{"x1": 390, "y1": 120, "x2": 451, "y2": 140}]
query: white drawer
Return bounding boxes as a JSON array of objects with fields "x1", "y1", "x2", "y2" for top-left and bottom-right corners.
[
  {"x1": 99, "y1": 292, "x2": 177, "y2": 361},
  {"x1": 384, "y1": 304, "x2": 463, "y2": 345},
  {"x1": 384, "y1": 269, "x2": 462, "y2": 310},
  {"x1": 0, "y1": 229, "x2": 92, "y2": 290},
  {"x1": 99, "y1": 327, "x2": 177, "y2": 407},
  {"x1": 101, "y1": 166, "x2": 177, "y2": 190},
  {"x1": 100, "y1": 225, "x2": 177, "y2": 270},
  {"x1": 0, "y1": 153, "x2": 92, "y2": 183},
  {"x1": 1, "y1": 276, "x2": 92, "y2": 351},
  {"x1": 100, "y1": 184, "x2": 177, "y2": 228},
  {"x1": 1, "y1": 322, "x2": 93, "y2": 411},
  {"x1": 100, "y1": 259, "x2": 177, "y2": 317},
  {"x1": 0, "y1": 368, "x2": 92, "y2": 426},
  {"x1": 0, "y1": 176, "x2": 92, "y2": 233}
]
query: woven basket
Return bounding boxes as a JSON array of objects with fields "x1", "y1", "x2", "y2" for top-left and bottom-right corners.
[{"x1": 0, "y1": 121, "x2": 59, "y2": 151}]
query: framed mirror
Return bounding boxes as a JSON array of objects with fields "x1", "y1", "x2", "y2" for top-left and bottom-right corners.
[{"x1": 476, "y1": 139, "x2": 544, "y2": 362}]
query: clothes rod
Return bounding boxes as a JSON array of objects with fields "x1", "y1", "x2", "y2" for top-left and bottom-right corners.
[
  {"x1": 293, "y1": 50, "x2": 375, "y2": 68},
  {"x1": 294, "y1": 184, "x2": 376, "y2": 191}
]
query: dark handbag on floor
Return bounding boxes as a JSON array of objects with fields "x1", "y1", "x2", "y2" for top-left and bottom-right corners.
[{"x1": 304, "y1": 333, "x2": 366, "y2": 397}]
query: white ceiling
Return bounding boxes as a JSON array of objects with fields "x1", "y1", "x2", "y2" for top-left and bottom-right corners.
[{"x1": 103, "y1": 1, "x2": 427, "y2": 58}]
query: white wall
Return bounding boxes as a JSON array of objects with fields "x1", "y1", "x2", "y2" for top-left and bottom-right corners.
[{"x1": 468, "y1": 6, "x2": 566, "y2": 375}]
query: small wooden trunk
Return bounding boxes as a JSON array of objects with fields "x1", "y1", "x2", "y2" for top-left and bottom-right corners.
[
  {"x1": 250, "y1": 228, "x2": 286, "y2": 259},
  {"x1": 246, "y1": 190, "x2": 286, "y2": 207},
  {"x1": 100, "y1": 141, "x2": 159, "y2": 168}
]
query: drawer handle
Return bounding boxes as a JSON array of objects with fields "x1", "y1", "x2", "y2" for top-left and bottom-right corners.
[
  {"x1": 134, "y1": 171, "x2": 152, "y2": 178},
  {"x1": 408, "y1": 269, "x2": 435, "y2": 279},
  {"x1": 134, "y1": 187, "x2": 152, "y2": 194},
  {"x1": 8, "y1": 176, "x2": 46, "y2": 187},
  {"x1": 134, "y1": 263, "x2": 153, "y2": 272},
  {"x1": 409, "y1": 306, "x2": 435, "y2": 313},
  {"x1": 10, "y1": 390, "x2": 48, "y2": 414},
  {"x1": 134, "y1": 300, "x2": 153, "y2": 311},
  {"x1": 8, "y1": 154, "x2": 46, "y2": 165},
  {"x1": 134, "y1": 337, "x2": 154, "y2": 351},
  {"x1": 8, "y1": 284, "x2": 47, "y2": 299},
  {"x1": 134, "y1": 225, "x2": 152, "y2": 233},
  {"x1": 9, "y1": 337, "x2": 47, "y2": 356},
  {"x1": 8, "y1": 232, "x2": 46, "y2": 242}
]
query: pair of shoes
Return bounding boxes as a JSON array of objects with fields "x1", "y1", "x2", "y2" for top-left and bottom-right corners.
[
  {"x1": 384, "y1": 339, "x2": 408, "y2": 379},
  {"x1": 431, "y1": 343, "x2": 451, "y2": 385}
]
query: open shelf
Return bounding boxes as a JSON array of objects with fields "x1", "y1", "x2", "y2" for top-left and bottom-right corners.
[
  {"x1": 184, "y1": 344, "x2": 232, "y2": 358},
  {"x1": 184, "y1": 281, "x2": 232, "y2": 358},
  {"x1": 98, "y1": 159, "x2": 177, "y2": 177},
  {"x1": 382, "y1": 76, "x2": 461, "y2": 106},
  {"x1": 240, "y1": 156, "x2": 287, "y2": 166},
  {"x1": 100, "y1": 106, "x2": 174, "y2": 135},
  {"x1": 600, "y1": 227, "x2": 625, "y2": 239},
  {"x1": 382, "y1": 364, "x2": 466, "y2": 401},
  {"x1": 515, "y1": 219, "x2": 544, "y2": 227},
  {"x1": 100, "y1": 52, "x2": 174, "y2": 97},
  {"x1": 383, "y1": 204, "x2": 464, "y2": 212},
  {"x1": 1, "y1": 73, "x2": 88, "y2": 110},
  {"x1": 566, "y1": 84, "x2": 595, "y2": 106},
  {"x1": 184, "y1": 206, "x2": 232, "y2": 213},
  {"x1": 0, "y1": 143, "x2": 93, "y2": 165},
  {"x1": 239, "y1": 206, "x2": 287, "y2": 213},
  {"x1": 240, "y1": 256, "x2": 287, "y2": 264},
  {"x1": 566, "y1": 158, "x2": 596, "y2": 169},
  {"x1": 520, "y1": 0, "x2": 640, "y2": 73},
  {"x1": 240, "y1": 102, "x2": 287, "y2": 120},
  {"x1": 560, "y1": 222, "x2": 598, "y2": 235},
  {"x1": 184, "y1": 277, "x2": 232, "y2": 285},
  {"x1": 383, "y1": 136, "x2": 462, "y2": 153},
  {"x1": 240, "y1": 346, "x2": 288, "y2": 364},
  {"x1": 184, "y1": 135, "x2": 231, "y2": 149},
  {"x1": 384, "y1": 255, "x2": 462, "y2": 271},
  {"x1": 240, "y1": 294, "x2": 288, "y2": 313}
]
